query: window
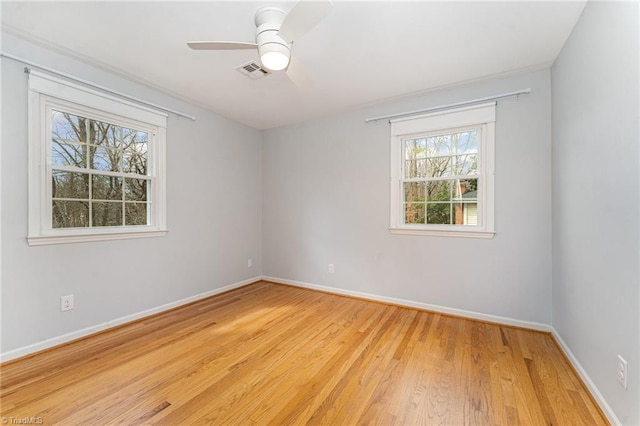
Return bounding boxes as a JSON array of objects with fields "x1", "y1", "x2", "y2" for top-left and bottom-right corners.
[
  {"x1": 389, "y1": 103, "x2": 495, "y2": 238},
  {"x1": 28, "y1": 71, "x2": 167, "y2": 245}
]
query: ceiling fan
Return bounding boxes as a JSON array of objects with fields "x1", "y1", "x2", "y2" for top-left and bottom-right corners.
[{"x1": 187, "y1": 0, "x2": 333, "y2": 88}]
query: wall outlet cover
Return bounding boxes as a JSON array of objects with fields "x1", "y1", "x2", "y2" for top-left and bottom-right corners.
[{"x1": 61, "y1": 294, "x2": 74, "y2": 312}]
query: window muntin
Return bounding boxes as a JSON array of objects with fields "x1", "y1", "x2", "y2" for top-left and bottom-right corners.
[{"x1": 389, "y1": 103, "x2": 495, "y2": 238}]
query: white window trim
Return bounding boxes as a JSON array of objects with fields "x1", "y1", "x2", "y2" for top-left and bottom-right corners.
[
  {"x1": 27, "y1": 70, "x2": 168, "y2": 246},
  {"x1": 389, "y1": 102, "x2": 495, "y2": 238}
]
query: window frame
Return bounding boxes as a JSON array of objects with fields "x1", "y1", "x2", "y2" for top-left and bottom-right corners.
[
  {"x1": 27, "y1": 70, "x2": 167, "y2": 246},
  {"x1": 389, "y1": 102, "x2": 495, "y2": 238}
]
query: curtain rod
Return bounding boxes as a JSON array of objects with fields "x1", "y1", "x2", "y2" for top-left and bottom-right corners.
[
  {"x1": 0, "y1": 52, "x2": 197, "y2": 121},
  {"x1": 364, "y1": 88, "x2": 531, "y2": 123}
]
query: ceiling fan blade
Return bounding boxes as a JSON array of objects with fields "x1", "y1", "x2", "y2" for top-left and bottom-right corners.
[
  {"x1": 285, "y1": 56, "x2": 314, "y2": 89},
  {"x1": 278, "y1": 0, "x2": 333, "y2": 43},
  {"x1": 187, "y1": 41, "x2": 258, "y2": 50}
]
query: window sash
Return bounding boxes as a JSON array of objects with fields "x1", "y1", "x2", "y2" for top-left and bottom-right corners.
[
  {"x1": 45, "y1": 102, "x2": 156, "y2": 230},
  {"x1": 399, "y1": 125, "x2": 481, "y2": 227}
]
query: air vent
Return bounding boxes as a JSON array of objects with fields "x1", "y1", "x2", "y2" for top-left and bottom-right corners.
[{"x1": 235, "y1": 61, "x2": 271, "y2": 80}]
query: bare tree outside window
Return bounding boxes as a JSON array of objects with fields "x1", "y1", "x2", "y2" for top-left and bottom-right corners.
[
  {"x1": 403, "y1": 130, "x2": 478, "y2": 225},
  {"x1": 51, "y1": 111, "x2": 149, "y2": 228}
]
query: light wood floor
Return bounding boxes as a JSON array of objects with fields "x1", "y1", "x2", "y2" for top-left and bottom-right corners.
[{"x1": 1, "y1": 281, "x2": 607, "y2": 425}]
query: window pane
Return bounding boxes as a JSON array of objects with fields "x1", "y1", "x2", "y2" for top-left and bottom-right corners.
[
  {"x1": 92, "y1": 175, "x2": 123, "y2": 200},
  {"x1": 90, "y1": 146, "x2": 122, "y2": 172},
  {"x1": 426, "y1": 203, "x2": 451, "y2": 225},
  {"x1": 426, "y1": 134, "x2": 452, "y2": 156},
  {"x1": 426, "y1": 156, "x2": 453, "y2": 177},
  {"x1": 125, "y1": 203, "x2": 148, "y2": 226},
  {"x1": 404, "y1": 203, "x2": 425, "y2": 224},
  {"x1": 404, "y1": 138, "x2": 426, "y2": 160},
  {"x1": 454, "y1": 179, "x2": 478, "y2": 200},
  {"x1": 123, "y1": 144, "x2": 148, "y2": 175},
  {"x1": 404, "y1": 159, "x2": 427, "y2": 178},
  {"x1": 52, "y1": 140, "x2": 88, "y2": 168},
  {"x1": 52, "y1": 200, "x2": 89, "y2": 228},
  {"x1": 404, "y1": 182, "x2": 425, "y2": 202},
  {"x1": 453, "y1": 202, "x2": 478, "y2": 226},
  {"x1": 125, "y1": 178, "x2": 148, "y2": 201},
  {"x1": 94, "y1": 121, "x2": 117, "y2": 148},
  {"x1": 52, "y1": 111, "x2": 86, "y2": 143},
  {"x1": 454, "y1": 154, "x2": 477, "y2": 176},
  {"x1": 123, "y1": 129, "x2": 148, "y2": 147},
  {"x1": 454, "y1": 130, "x2": 478, "y2": 154},
  {"x1": 426, "y1": 180, "x2": 452, "y2": 202},
  {"x1": 92, "y1": 202, "x2": 123, "y2": 226},
  {"x1": 52, "y1": 171, "x2": 89, "y2": 199},
  {"x1": 466, "y1": 203, "x2": 478, "y2": 225}
]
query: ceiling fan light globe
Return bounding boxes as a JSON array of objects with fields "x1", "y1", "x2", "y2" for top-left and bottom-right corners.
[{"x1": 261, "y1": 51, "x2": 290, "y2": 71}]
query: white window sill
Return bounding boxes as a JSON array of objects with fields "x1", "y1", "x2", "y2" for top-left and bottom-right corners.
[
  {"x1": 27, "y1": 229, "x2": 167, "y2": 246},
  {"x1": 389, "y1": 227, "x2": 495, "y2": 239}
]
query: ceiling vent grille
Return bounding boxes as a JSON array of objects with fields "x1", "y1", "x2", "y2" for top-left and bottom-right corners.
[{"x1": 235, "y1": 61, "x2": 271, "y2": 79}]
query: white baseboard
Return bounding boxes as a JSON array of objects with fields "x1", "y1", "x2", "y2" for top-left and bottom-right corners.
[
  {"x1": 551, "y1": 328, "x2": 621, "y2": 425},
  {"x1": 262, "y1": 275, "x2": 551, "y2": 332},
  {"x1": 0, "y1": 276, "x2": 262, "y2": 363}
]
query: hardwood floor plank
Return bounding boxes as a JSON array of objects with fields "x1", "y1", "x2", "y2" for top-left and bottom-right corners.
[
  {"x1": 525, "y1": 357, "x2": 560, "y2": 425},
  {"x1": 0, "y1": 282, "x2": 608, "y2": 425},
  {"x1": 403, "y1": 314, "x2": 444, "y2": 426},
  {"x1": 500, "y1": 327, "x2": 551, "y2": 425},
  {"x1": 305, "y1": 307, "x2": 404, "y2": 425},
  {"x1": 184, "y1": 297, "x2": 369, "y2": 424},
  {"x1": 405, "y1": 316, "x2": 438, "y2": 423},
  {"x1": 351, "y1": 312, "x2": 418, "y2": 424},
  {"x1": 255, "y1": 304, "x2": 374, "y2": 423},
  {"x1": 151, "y1": 288, "x2": 342, "y2": 424},
  {"x1": 383, "y1": 312, "x2": 427, "y2": 423},
  {"x1": 237, "y1": 303, "x2": 384, "y2": 425}
]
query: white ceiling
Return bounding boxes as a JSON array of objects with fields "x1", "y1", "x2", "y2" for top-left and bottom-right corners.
[{"x1": 1, "y1": 1, "x2": 586, "y2": 130}]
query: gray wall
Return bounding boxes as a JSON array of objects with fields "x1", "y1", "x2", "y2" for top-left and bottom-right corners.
[
  {"x1": 1, "y1": 33, "x2": 263, "y2": 354},
  {"x1": 551, "y1": 2, "x2": 640, "y2": 424},
  {"x1": 263, "y1": 69, "x2": 553, "y2": 324}
]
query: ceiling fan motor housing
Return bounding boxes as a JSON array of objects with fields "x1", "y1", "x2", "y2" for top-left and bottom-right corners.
[{"x1": 255, "y1": 7, "x2": 290, "y2": 70}]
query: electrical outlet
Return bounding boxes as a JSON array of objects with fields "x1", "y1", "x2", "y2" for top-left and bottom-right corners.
[
  {"x1": 328, "y1": 263, "x2": 335, "y2": 274},
  {"x1": 60, "y1": 294, "x2": 74, "y2": 312},
  {"x1": 248, "y1": 258, "x2": 253, "y2": 268},
  {"x1": 617, "y1": 355, "x2": 628, "y2": 390}
]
